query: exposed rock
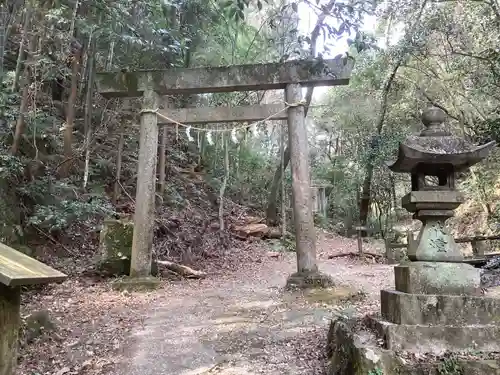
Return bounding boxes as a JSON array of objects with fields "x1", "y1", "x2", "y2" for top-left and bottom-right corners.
[{"x1": 23, "y1": 310, "x2": 56, "y2": 343}]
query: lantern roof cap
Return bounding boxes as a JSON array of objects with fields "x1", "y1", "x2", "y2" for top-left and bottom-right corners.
[{"x1": 387, "y1": 107, "x2": 496, "y2": 173}]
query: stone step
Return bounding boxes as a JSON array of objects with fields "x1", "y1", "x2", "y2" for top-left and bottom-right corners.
[
  {"x1": 327, "y1": 317, "x2": 500, "y2": 375},
  {"x1": 368, "y1": 316, "x2": 500, "y2": 354},
  {"x1": 381, "y1": 289, "x2": 500, "y2": 325},
  {"x1": 394, "y1": 262, "x2": 482, "y2": 295}
]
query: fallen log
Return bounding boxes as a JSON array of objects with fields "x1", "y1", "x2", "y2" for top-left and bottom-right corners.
[
  {"x1": 233, "y1": 223, "x2": 269, "y2": 238},
  {"x1": 156, "y1": 260, "x2": 207, "y2": 279},
  {"x1": 328, "y1": 251, "x2": 384, "y2": 259}
]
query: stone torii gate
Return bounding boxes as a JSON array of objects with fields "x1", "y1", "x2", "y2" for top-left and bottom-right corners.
[{"x1": 95, "y1": 57, "x2": 353, "y2": 288}]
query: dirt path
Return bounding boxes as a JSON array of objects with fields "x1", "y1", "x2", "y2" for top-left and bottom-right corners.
[{"x1": 117, "y1": 233, "x2": 394, "y2": 375}]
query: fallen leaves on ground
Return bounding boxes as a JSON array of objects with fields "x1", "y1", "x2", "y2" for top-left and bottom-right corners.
[
  {"x1": 18, "y1": 231, "x2": 396, "y2": 375},
  {"x1": 18, "y1": 278, "x2": 159, "y2": 375}
]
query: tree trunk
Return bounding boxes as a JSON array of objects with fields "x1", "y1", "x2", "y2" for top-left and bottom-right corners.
[
  {"x1": 266, "y1": 145, "x2": 291, "y2": 225},
  {"x1": 113, "y1": 128, "x2": 125, "y2": 204},
  {"x1": 61, "y1": 42, "x2": 82, "y2": 177},
  {"x1": 83, "y1": 30, "x2": 95, "y2": 189},
  {"x1": 358, "y1": 0, "x2": 429, "y2": 229},
  {"x1": 157, "y1": 99, "x2": 173, "y2": 200},
  {"x1": 10, "y1": 34, "x2": 35, "y2": 155},
  {"x1": 219, "y1": 135, "x2": 229, "y2": 231},
  {"x1": 11, "y1": 6, "x2": 30, "y2": 92},
  {"x1": 286, "y1": 83, "x2": 317, "y2": 274},
  {"x1": 265, "y1": 0, "x2": 337, "y2": 224},
  {"x1": 280, "y1": 120, "x2": 286, "y2": 238}
]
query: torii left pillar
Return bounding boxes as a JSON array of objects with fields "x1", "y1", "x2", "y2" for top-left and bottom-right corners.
[{"x1": 130, "y1": 87, "x2": 159, "y2": 278}]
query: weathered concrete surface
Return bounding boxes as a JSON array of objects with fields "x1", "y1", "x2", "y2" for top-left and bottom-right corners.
[
  {"x1": 368, "y1": 315, "x2": 500, "y2": 354},
  {"x1": 381, "y1": 289, "x2": 500, "y2": 325},
  {"x1": 158, "y1": 104, "x2": 288, "y2": 125},
  {"x1": 286, "y1": 83, "x2": 318, "y2": 276},
  {"x1": 327, "y1": 317, "x2": 500, "y2": 375},
  {"x1": 394, "y1": 261, "x2": 481, "y2": 295},
  {"x1": 130, "y1": 87, "x2": 159, "y2": 278},
  {"x1": 96, "y1": 57, "x2": 354, "y2": 97}
]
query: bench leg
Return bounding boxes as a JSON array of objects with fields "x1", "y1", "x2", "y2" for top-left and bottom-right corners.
[{"x1": 0, "y1": 284, "x2": 20, "y2": 375}]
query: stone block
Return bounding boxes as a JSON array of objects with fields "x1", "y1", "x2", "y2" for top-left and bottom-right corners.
[
  {"x1": 401, "y1": 191, "x2": 464, "y2": 213},
  {"x1": 368, "y1": 316, "x2": 500, "y2": 354},
  {"x1": 381, "y1": 289, "x2": 500, "y2": 325},
  {"x1": 327, "y1": 317, "x2": 500, "y2": 375},
  {"x1": 97, "y1": 218, "x2": 157, "y2": 276},
  {"x1": 394, "y1": 261, "x2": 481, "y2": 295}
]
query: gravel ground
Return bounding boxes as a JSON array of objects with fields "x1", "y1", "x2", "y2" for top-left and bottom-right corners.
[
  {"x1": 18, "y1": 233, "x2": 394, "y2": 375},
  {"x1": 112, "y1": 233, "x2": 394, "y2": 375}
]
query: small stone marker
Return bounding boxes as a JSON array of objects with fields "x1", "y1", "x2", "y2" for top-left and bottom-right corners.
[
  {"x1": 0, "y1": 242, "x2": 67, "y2": 375},
  {"x1": 327, "y1": 108, "x2": 500, "y2": 374}
]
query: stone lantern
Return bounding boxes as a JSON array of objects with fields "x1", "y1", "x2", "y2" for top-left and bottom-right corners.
[
  {"x1": 327, "y1": 108, "x2": 500, "y2": 374},
  {"x1": 388, "y1": 107, "x2": 496, "y2": 265}
]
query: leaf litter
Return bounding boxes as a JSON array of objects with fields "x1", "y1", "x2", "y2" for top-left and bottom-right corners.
[{"x1": 18, "y1": 231, "x2": 396, "y2": 375}]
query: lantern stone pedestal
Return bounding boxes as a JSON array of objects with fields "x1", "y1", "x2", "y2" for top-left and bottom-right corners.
[{"x1": 327, "y1": 108, "x2": 500, "y2": 375}]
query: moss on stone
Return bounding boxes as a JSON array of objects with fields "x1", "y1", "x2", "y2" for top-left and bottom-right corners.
[
  {"x1": 97, "y1": 219, "x2": 134, "y2": 276},
  {"x1": 97, "y1": 218, "x2": 159, "y2": 276}
]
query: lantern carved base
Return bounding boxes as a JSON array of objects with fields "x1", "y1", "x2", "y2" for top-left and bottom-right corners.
[
  {"x1": 411, "y1": 218, "x2": 463, "y2": 262},
  {"x1": 394, "y1": 261, "x2": 481, "y2": 295}
]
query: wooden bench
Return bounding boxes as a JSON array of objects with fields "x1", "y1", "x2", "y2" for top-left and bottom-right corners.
[{"x1": 0, "y1": 242, "x2": 66, "y2": 375}]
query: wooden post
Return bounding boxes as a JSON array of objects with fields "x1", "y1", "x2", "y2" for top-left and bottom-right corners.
[
  {"x1": 130, "y1": 86, "x2": 159, "y2": 277},
  {"x1": 286, "y1": 83, "x2": 318, "y2": 274},
  {"x1": 0, "y1": 284, "x2": 20, "y2": 375},
  {"x1": 356, "y1": 226, "x2": 364, "y2": 254}
]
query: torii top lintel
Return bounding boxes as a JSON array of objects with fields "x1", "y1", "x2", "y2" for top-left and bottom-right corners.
[{"x1": 95, "y1": 56, "x2": 354, "y2": 98}]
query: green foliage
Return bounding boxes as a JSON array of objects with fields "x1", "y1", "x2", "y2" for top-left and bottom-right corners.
[
  {"x1": 368, "y1": 369, "x2": 383, "y2": 375},
  {"x1": 0, "y1": 154, "x2": 24, "y2": 182},
  {"x1": 437, "y1": 356, "x2": 463, "y2": 375},
  {"x1": 28, "y1": 197, "x2": 115, "y2": 232}
]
